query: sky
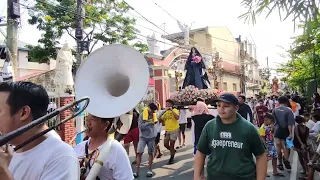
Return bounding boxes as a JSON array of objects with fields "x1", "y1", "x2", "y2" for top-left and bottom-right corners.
[{"x1": 0, "y1": 0, "x2": 302, "y2": 75}]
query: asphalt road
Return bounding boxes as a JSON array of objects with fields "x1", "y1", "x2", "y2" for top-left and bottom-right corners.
[{"x1": 127, "y1": 129, "x2": 319, "y2": 180}]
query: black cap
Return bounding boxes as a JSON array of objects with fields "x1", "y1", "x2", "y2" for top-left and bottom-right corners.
[{"x1": 218, "y1": 93, "x2": 239, "y2": 105}]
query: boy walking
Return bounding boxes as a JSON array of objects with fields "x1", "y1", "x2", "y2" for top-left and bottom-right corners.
[
  {"x1": 259, "y1": 113, "x2": 284, "y2": 177},
  {"x1": 134, "y1": 103, "x2": 158, "y2": 178}
]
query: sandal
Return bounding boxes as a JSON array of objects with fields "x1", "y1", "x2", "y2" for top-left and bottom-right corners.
[
  {"x1": 277, "y1": 164, "x2": 284, "y2": 170},
  {"x1": 156, "y1": 153, "x2": 163, "y2": 159},
  {"x1": 273, "y1": 173, "x2": 285, "y2": 177},
  {"x1": 283, "y1": 158, "x2": 292, "y2": 169}
]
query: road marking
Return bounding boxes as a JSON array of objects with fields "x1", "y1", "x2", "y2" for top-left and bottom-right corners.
[{"x1": 290, "y1": 151, "x2": 298, "y2": 180}]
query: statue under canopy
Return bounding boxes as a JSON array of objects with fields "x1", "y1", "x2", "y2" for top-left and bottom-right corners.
[{"x1": 182, "y1": 47, "x2": 210, "y2": 89}]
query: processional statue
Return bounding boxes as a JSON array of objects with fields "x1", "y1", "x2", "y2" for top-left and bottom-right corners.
[
  {"x1": 182, "y1": 47, "x2": 210, "y2": 89},
  {"x1": 176, "y1": 21, "x2": 210, "y2": 90},
  {"x1": 271, "y1": 76, "x2": 279, "y2": 94}
]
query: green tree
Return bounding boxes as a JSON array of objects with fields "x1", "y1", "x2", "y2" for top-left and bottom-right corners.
[
  {"x1": 276, "y1": 20, "x2": 320, "y2": 91},
  {"x1": 26, "y1": 0, "x2": 148, "y2": 63}
]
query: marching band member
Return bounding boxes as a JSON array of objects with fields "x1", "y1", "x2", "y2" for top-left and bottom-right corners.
[
  {"x1": 74, "y1": 114, "x2": 133, "y2": 180},
  {"x1": 0, "y1": 81, "x2": 79, "y2": 180}
]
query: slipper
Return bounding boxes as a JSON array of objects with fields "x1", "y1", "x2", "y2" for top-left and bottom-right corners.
[
  {"x1": 273, "y1": 173, "x2": 285, "y2": 177},
  {"x1": 277, "y1": 164, "x2": 284, "y2": 171}
]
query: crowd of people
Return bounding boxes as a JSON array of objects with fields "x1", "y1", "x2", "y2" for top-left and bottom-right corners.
[{"x1": 2, "y1": 80, "x2": 320, "y2": 180}]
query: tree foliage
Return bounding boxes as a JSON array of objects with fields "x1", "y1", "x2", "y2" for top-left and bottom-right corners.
[
  {"x1": 26, "y1": 0, "x2": 148, "y2": 63},
  {"x1": 239, "y1": 0, "x2": 319, "y2": 28},
  {"x1": 276, "y1": 19, "x2": 320, "y2": 92}
]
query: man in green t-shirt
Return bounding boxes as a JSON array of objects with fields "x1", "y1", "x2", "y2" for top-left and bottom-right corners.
[{"x1": 194, "y1": 93, "x2": 267, "y2": 180}]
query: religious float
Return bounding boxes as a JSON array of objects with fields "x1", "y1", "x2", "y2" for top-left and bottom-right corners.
[
  {"x1": 170, "y1": 85, "x2": 219, "y2": 105},
  {"x1": 169, "y1": 47, "x2": 219, "y2": 105}
]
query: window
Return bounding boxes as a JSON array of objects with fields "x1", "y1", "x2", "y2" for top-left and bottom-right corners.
[
  {"x1": 223, "y1": 82, "x2": 227, "y2": 91},
  {"x1": 233, "y1": 83, "x2": 237, "y2": 91}
]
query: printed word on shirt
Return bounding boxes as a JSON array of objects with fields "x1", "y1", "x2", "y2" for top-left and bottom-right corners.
[{"x1": 211, "y1": 132, "x2": 244, "y2": 149}]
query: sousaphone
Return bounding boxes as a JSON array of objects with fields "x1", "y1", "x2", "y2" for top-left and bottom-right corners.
[{"x1": 75, "y1": 44, "x2": 149, "y2": 180}]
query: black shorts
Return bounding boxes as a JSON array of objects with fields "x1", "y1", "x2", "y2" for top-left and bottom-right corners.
[
  {"x1": 155, "y1": 133, "x2": 161, "y2": 144},
  {"x1": 179, "y1": 123, "x2": 186, "y2": 132}
]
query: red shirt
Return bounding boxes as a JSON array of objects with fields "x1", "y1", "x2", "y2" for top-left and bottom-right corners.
[{"x1": 256, "y1": 105, "x2": 268, "y2": 120}]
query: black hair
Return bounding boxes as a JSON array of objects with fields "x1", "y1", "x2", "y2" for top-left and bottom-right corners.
[
  {"x1": 238, "y1": 95, "x2": 246, "y2": 101},
  {"x1": 166, "y1": 99, "x2": 175, "y2": 106},
  {"x1": 197, "y1": 97, "x2": 205, "y2": 102},
  {"x1": 278, "y1": 96, "x2": 289, "y2": 105},
  {"x1": 303, "y1": 113, "x2": 310, "y2": 117},
  {"x1": 148, "y1": 102, "x2": 158, "y2": 111},
  {"x1": 295, "y1": 115, "x2": 305, "y2": 124},
  {"x1": 0, "y1": 81, "x2": 49, "y2": 120},
  {"x1": 313, "y1": 114, "x2": 320, "y2": 121},
  {"x1": 314, "y1": 92, "x2": 320, "y2": 102},
  {"x1": 264, "y1": 113, "x2": 274, "y2": 122}
]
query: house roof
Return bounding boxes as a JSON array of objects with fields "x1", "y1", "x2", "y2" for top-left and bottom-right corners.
[
  {"x1": 0, "y1": 39, "x2": 30, "y2": 51},
  {"x1": 162, "y1": 26, "x2": 236, "y2": 42},
  {"x1": 16, "y1": 70, "x2": 51, "y2": 81},
  {"x1": 162, "y1": 27, "x2": 209, "y2": 40}
]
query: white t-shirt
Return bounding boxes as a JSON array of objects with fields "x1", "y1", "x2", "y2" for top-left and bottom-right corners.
[
  {"x1": 178, "y1": 109, "x2": 187, "y2": 124},
  {"x1": 9, "y1": 136, "x2": 80, "y2": 180},
  {"x1": 306, "y1": 120, "x2": 316, "y2": 130},
  {"x1": 47, "y1": 130, "x2": 61, "y2": 140},
  {"x1": 74, "y1": 138, "x2": 133, "y2": 180}
]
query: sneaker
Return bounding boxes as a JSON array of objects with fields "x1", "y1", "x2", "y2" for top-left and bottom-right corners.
[
  {"x1": 146, "y1": 170, "x2": 153, "y2": 177},
  {"x1": 133, "y1": 173, "x2": 139, "y2": 178}
]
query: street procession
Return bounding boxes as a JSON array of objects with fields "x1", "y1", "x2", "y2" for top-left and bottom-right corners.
[{"x1": 1, "y1": 0, "x2": 320, "y2": 180}]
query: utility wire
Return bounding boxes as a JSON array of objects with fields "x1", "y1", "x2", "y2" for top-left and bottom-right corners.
[{"x1": 19, "y1": 1, "x2": 239, "y2": 62}]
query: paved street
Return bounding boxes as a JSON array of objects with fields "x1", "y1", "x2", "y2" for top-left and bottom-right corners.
[{"x1": 126, "y1": 129, "x2": 320, "y2": 180}]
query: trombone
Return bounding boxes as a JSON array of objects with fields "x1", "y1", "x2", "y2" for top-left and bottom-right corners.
[{"x1": 0, "y1": 97, "x2": 90, "y2": 150}]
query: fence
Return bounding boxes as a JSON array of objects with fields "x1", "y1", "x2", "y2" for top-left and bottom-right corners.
[{"x1": 46, "y1": 97, "x2": 61, "y2": 130}]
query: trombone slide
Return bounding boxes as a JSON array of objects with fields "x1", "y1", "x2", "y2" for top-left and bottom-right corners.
[{"x1": 85, "y1": 137, "x2": 113, "y2": 180}]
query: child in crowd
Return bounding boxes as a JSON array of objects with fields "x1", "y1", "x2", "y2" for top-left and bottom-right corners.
[
  {"x1": 293, "y1": 116, "x2": 309, "y2": 176},
  {"x1": 304, "y1": 113, "x2": 315, "y2": 130},
  {"x1": 259, "y1": 113, "x2": 284, "y2": 177}
]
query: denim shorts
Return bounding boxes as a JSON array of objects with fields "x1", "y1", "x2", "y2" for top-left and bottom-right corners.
[{"x1": 137, "y1": 138, "x2": 155, "y2": 154}]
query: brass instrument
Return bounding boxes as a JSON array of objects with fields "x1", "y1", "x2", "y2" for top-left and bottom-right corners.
[{"x1": 0, "y1": 97, "x2": 90, "y2": 150}]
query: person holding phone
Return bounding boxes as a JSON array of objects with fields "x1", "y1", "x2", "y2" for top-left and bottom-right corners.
[{"x1": 160, "y1": 99, "x2": 180, "y2": 164}]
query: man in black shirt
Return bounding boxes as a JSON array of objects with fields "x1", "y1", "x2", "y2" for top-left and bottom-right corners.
[{"x1": 237, "y1": 95, "x2": 254, "y2": 123}]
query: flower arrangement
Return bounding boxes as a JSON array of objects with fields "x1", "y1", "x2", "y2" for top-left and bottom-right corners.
[
  {"x1": 192, "y1": 56, "x2": 202, "y2": 63},
  {"x1": 170, "y1": 85, "x2": 218, "y2": 105}
]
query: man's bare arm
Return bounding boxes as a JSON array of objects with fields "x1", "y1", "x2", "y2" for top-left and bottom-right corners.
[
  {"x1": 0, "y1": 167, "x2": 14, "y2": 180},
  {"x1": 194, "y1": 151, "x2": 206, "y2": 180},
  {"x1": 255, "y1": 152, "x2": 268, "y2": 180}
]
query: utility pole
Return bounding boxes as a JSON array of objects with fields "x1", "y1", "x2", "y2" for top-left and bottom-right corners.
[
  {"x1": 75, "y1": 0, "x2": 85, "y2": 71},
  {"x1": 266, "y1": 57, "x2": 270, "y2": 80},
  {"x1": 7, "y1": 0, "x2": 20, "y2": 81},
  {"x1": 74, "y1": 0, "x2": 87, "y2": 145}
]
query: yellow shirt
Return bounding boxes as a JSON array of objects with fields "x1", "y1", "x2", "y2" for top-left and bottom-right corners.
[
  {"x1": 259, "y1": 124, "x2": 266, "y2": 137},
  {"x1": 161, "y1": 108, "x2": 179, "y2": 132}
]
